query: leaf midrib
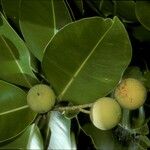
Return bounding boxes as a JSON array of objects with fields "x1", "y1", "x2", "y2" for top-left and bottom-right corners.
[
  {"x1": 0, "y1": 105, "x2": 29, "y2": 116},
  {"x1": 51, "y1": 0, "x2": 57, "y2": 34},
  {"x1": 1, "y1": 36, "x2": 32, "y2": 87},
  {"x1": 58, "y1": 20, "x2": 114, "y2": 99}
]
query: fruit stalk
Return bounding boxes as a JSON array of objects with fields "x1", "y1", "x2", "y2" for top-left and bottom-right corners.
[
  {"x1": 121, "y1": 109, "x2": 131, "y2": 130},
  {"x1": 53, "y1": 103, "x2": 93, "y2": 112}
]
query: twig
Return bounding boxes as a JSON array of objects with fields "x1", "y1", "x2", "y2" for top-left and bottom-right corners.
[
  {"x1": 79, "y1": 108, "x2": 90, "y2": 114},
  {"x1": 53, "y1": 103, "x2": 93, "y2": 112}
]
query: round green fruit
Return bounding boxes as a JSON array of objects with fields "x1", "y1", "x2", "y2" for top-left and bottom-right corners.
[
  {"x1": 27, "y1": 84, "x2": 56, "y2": 113},
  {"x1": 114, "y1": 78, "x2": 147, "y2": 110},
  {"x1": 90, "y1": 97, "x2": 122, "y2": 130}
]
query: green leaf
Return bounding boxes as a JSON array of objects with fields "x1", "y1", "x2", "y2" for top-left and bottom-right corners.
[
  {"x1": 131, "y1": 107, "x2": 146, "y2": 129},
  {"x1": 1, "y1": 0, "x2": 20, "y2": 30},
  {"x1": 138, "y1": 135, "x2": 150, "y2": 149},
  {"x1": 64, "y1": 108, "x2": 80, "y2": 119},
  {"x1": 19, "y1": 0, "x2": 72, "y2": 61},
  {"x1": 0, "y1": 80, "x2": 36, "y2": 142},
  {"x1": 0, "y1": 13, "x2": 38, "y2": 88},
  {"x1": 132, "y1": 124, "x2": 149, "y2": 136},
  {"x1": 128, "y1": 141, "x2": 146, "y2": 150},
  {"x1": 42, "y1": 16, "x2": 132, "y2": 104},
  {"x1": 30, "y1": 52, "x2": 39, "y2": 73},
  {"x1": 65, "y1": 0, "x2": 84, "y2": 20},
  {"x1": 135, "y1": 1, "x2": 150, "y2": 31},
  {"x1": 115, "y1": 0, "x2": 137, "y2": 23},
  {"x1": 132, "y1": 25, "x2": 150, "y2": 42},
  {"x1": 70, "y1": 132, "x2": 76, "y2": 149},
  {"x1": 83, "y1": 123, "x2": 150, "y2": 150},
  {"x1": 73, "y1": 0, "x2": 84, "y2": 15},
  {"x1": 48, "y1": 111, "x2": 75, "y2": 149},
  {"x1": 123, "y1": 66, "x2": 143, "y2": 80},
  {"x1": 83, "y1": 123, "x2": 124, "y2": 150},
  {"x1": 130, "y1": 135, "x2": 150, "y2": 150},
  {"x1": 143, "y1": 71, "x2": 150, "y2": 89},
  {"x1": 100, "y1": 0, "x2": 114, "y2": 17},
  {"x1": 0, "y1": 124, "x2": 44, "y2": 149}
]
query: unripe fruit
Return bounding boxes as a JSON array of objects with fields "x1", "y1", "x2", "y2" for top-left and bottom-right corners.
[
  {"x1": 90, "y1": 97, "x2": 122, "y2": 130},
  {"x1": 27, "y1": 84, "x2": 56, "y2": 113},
  {"x1": 114, "y1": 78, "x2": 147, "y2": 110}
]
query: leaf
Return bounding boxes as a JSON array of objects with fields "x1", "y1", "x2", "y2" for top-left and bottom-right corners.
[
  {"x1": 129, "y1": 135, "x2": 150, "y2": 150},
  {"x1": 143, "y1": 71, "x2": 150, "y2": 89},
  {"x1": 83, "y1": 123, "x2": 150, "y2": 150},
  {"x1": 70, "y1": 132, "x2": 76, "y2": 149},
  {"x1": 114, "y1": 0, "x2": 137, "y2": 23},
  {"x1": 83, "y1": 123, "x2": 125, "y2": 150},
  {"x1": 64, "y1": 108, "x2": 80, "y2": 119},
  {"x1": 0, "y1": 80, "x2": 36, "y2": 142},
  {"x1": 66, "y1": 0, "x2": 84, "y2": 19},
  {"x1": 19, "y1": 0, "x2": 72, "y2": 61},
  {"x1": 131, "y1": 107, "x2": 146, "y2": 129},
  {"x1": 30, "y1": 52, "x2": 39, "y2": 73},
  {"x1": 128, "y1": 141, "x2": 146, "y2": 150},
  {"x1": 0, "y1": 13, "x2": 38, "y2": 88},
  {"x1": 132, "y1": 124, "x2": 149, "y2": 136},
  {"x1": 42, "y1": 16, "x2": 132, "y2": 104},
  {"x1": 72, "y1": 0, "x2": 84, "y2": 15},
  {"x1": 138, "y1": 135, "x2": 150, "y2": 149},
  {"x1": 84, "y1": 0, "x2": 103, "y2": 16},
  {"x1": 132, "y1": 25, "x2": 150, "y2": 42},
  {"x1": 1, "y1": 0, "x2": 20, "y2": 30},
  {"x1": 0, "y1": 124, "x2": 44, "y2": 149},
  {"x1": 123, "y1": 66, "x2": 143, "y2": 80},
  {"x1": 135, "y1": 1, "x2": 150, "y2": 31},
  {"x1": 48, "y1": 111, "x2": 75, "y2": 149},
  {"x1": 100, "y1": 0, "x2": 114, "y2": 17}
]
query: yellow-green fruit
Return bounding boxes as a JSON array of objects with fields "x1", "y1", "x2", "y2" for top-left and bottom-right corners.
[
  {"x1": 90, "y1": 97, "x2": 122, "y2": 130},
  {"x1": 114, "y1": 78, "x2": 147, "y2": 110},
  {"x1": 27, "y1": 84, "x2": 56, "y2": 113}
]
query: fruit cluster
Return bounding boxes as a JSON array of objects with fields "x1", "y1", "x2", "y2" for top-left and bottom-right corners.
[
  {"x1": 27, "y1": 78, "x2": 147, "y2": 130},
  {"x1": 90, "y1": 78, "x2": 147, "y2": 130}
]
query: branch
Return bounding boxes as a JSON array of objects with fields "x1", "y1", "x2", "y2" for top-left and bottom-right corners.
[
  {"x1": 53, "y1": 103, "x2": 93, "y2": 113},
  {"x1": 79, "y1": 108, "x2": 90, "y2": 114}
]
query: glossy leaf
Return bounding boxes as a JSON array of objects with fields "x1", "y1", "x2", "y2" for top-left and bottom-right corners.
[
  {"x1": 42, "y1": 16, "x2": 132, "y2": 104},
  {"x1": 100, "y1": 0, "x2": 114, "y2": 17},
  {"x1": 132, "y1": 124, "x2": 149, "y2": 136},
  {"x1": 138, "y1": 135, "x2": 150, "y2": 149},
  {"x1": 143, "y1": 71, "x2": 150, "y2": 89},
  {"x1": 115, "y1": 0, "x2": 137, "y2": 23},
  {"x1": 72, "y1": 0, "x2": 84, "y2": 15},
  {"x1": 66, "y1": 0, "x2": 84, "y2": 19},
  {"x1": 0, "y1": 13, "x2": 38, "y2": 88},
  {"x1": 30, "y1": 52, "x2": 39, "y2": 73},
  {"x1": 129, "y1": 135, "x2": 150, "y2": 150},
  {"x1": 70, "y1": 132, "x2": 76, "y2": 149},
  {"x1": 19, "y1": 0, "x2": 72, "y2": 61},
  {"x1": 83, "y1": 123, "x2": 125, "y2": 150},
  {"x1": 132, "y1": 25, "x2": 150, "y2": 42},
  {"x1": 48, "y1": 111, "x2": 75, "y2": 149},
  {"x1": 123, "y1": 66, "x2": 143, "y2": 80},
  {"x1": 1, "y1": 0, "x2": 20, "y2": 30},
  {"x1": 0, "y1": 124, "x2": 44, "y2": 149},
  {"x1": 0, "y1": 80, "x2": 36, "y2": 142},
  {"x1": 135, "y1": 1, "x2": 150, "y2": 31}
]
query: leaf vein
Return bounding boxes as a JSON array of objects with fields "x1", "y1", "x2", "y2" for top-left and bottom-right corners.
[{"x1": 58, "y1": 21, "x2": 114, "y2": 99}]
